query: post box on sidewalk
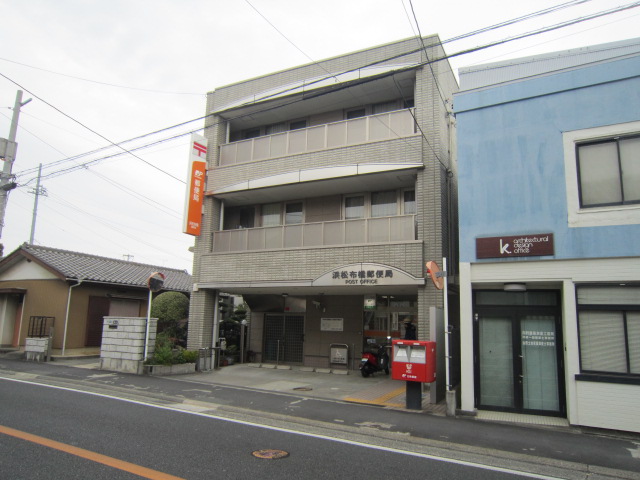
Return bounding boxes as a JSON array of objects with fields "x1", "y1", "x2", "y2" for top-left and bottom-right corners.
[
  {"x1": 392, "y1": 340, "x2": 436, "y2": 409},
  {"x1": 392, "y1": 340, "x2": 436, "y2": 382}
]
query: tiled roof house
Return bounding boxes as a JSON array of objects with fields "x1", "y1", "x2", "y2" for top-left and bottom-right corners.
[{"x1": 0, "y1": 243, "x2": 192, "y2": 354}]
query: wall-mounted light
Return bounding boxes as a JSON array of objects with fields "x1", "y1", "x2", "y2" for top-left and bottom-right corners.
[{"x1": 503, "y1": 283, "x2": 526, "y2": 292}]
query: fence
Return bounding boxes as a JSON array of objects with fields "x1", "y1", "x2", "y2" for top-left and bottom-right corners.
[{"x1": 28, "y1": 316, "x2": 55, "y2": 338}]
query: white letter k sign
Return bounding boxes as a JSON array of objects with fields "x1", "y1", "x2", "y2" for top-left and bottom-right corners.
[{"x1": 500, "y1": 239, "x2": 511, "y2": 255}]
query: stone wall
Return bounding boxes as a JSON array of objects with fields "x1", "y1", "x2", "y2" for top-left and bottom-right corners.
[{"x1": 100, "y1": 317, "x2": 157, "y2": 375}]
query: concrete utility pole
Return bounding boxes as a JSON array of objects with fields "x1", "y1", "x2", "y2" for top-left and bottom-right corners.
[
  {"x1": 29, "y1": 164, "x2": 47, "y2": 244},
  {"x1": 0, "y1": 90, "x2": 32, "y2": 244}
]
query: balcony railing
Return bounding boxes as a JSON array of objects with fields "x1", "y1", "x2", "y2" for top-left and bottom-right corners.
[
  {"x1": 220, "y1": 108, "x2": 416, "y2": 166},
  {"x1": 213, "y1": 215, "x2": 417, "y2": 252}
]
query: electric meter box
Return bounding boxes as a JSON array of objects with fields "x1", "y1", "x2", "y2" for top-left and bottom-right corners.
[{"x1": 391, "y1": 340, "x2": 436, "y2": 383}]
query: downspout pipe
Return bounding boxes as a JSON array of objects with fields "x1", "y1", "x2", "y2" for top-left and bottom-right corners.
[{"x1": 62, "y1": 278, "x2": 83, "y2": 356}]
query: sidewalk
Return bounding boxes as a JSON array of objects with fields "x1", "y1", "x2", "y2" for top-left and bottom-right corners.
[{"x1": 48, "y1": 356, "x2": 445, "y2": 412}]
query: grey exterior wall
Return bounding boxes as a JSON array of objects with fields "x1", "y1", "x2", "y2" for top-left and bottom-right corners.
[{"x1": 188, "y1": 37, "x2": 459, "y2": 368}]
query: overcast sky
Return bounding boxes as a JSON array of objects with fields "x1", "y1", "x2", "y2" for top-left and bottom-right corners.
[{"x1": 1, "y1": 0, "x2": 638, "y2": 273}]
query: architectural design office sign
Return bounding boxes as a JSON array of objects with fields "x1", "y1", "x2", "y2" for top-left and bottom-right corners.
[{"x1": 476, "y1": 233, "x2": 554, "y2": 259}]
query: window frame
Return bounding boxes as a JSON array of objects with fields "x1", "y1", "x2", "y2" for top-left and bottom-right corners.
[
  {"x1": 576, "y1": 285, "x2": 640, "y2": 379},
  {"x1": 563, "y1": 121, "x2": 640, "y2": 228},
  {"x1": 402, "y1": 189, "x2": 416, "y2": 215},
  {"x1": 284, "y1": 201, "x2": 304, "y2": 225},
  {"x1": 344, "y1": 194, "x2": 366, "y2": 220},
  {"x1": 260, "y1": 203, "x2": 281, "y2": 227},
  {"x1": 576, "y1": 134, "x2": 640, "y2": 209},
  {"x1": 370, "y1": 190, "x2": 398, "y2": 218}
]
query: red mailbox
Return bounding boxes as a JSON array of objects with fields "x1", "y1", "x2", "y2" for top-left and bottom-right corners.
[{"x1": 391, "y1": 339, "x2": 436, "y2": 383}]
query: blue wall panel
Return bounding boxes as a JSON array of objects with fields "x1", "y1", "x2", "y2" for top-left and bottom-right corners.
[{"x1": 456, "y1": 56, "x2": 640, "y2": 262}]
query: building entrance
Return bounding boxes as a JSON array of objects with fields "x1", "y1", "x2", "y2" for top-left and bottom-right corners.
[
  {"x1": 263, "y1": 314, "x2": 304, "y2": 364},
  {"x1": 473, "y1": 291, "x2": 565, "y2": 416}
]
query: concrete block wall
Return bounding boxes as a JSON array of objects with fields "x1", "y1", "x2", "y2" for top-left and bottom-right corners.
[
  {"x1": 25, "y1": 337, "x2": 50, "y2": 362},
  {"x1": 100, "y1": 317, "x2": 157, "y2": 375},
  {"x1": 186, "y1": 290, "x2": 215, "y2": 351}
]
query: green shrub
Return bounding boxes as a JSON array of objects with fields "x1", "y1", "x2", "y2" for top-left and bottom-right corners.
[
  {"x1": 182, "y1": 350, "x2": 199, "y2": 363},
  {"x1": 149, "y1": 343, "x2": 174, "y2": 365},
  {"x1": 146, "y1": 332, "x2": 196, "y2": 365}
]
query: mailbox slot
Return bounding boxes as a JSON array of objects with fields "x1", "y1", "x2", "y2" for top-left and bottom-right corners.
[{"x1": 391, "y1": 339, "x2": 436, "y2": 383}]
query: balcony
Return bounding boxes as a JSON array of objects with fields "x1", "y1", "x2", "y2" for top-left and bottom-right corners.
[
  {"x1": 220, "y1": 109, "x2": 416, "y2": 166},
  {"x1": 212, "y1": 215, "x2": 416, "y2": 253}
]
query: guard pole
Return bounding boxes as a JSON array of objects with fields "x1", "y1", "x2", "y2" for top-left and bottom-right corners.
[{"x1": 144, "y1": 289, "x2": 152, "y2": 361}]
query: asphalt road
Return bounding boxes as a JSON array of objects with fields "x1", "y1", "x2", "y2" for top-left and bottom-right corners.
[
  {"x1": 1, "y1": 358, "x2": 639, "y2": 479},
  {"x1": 2, "y1": 379, "x2": 547, "y2": 480}
]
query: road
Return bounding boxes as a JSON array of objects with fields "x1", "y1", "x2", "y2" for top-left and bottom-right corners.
[
  {"x1": 1, "y1": 358, "x2": 639, "y2": 479},
  {"x1": 2, "y1": 378, "x2": 554, "y2": 480}
]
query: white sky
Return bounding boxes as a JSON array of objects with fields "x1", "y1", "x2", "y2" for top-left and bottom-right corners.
[{"x1": 1, "y1": 0, "x2": 638, "y2": 273}]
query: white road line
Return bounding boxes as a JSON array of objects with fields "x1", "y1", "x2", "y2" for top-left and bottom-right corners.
[{"x1": 0, "y1": 376, "x2": 565, "y2": 479}]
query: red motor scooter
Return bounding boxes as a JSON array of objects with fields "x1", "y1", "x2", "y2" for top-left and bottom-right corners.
[{"x1": 359, "y1": 340, "x2": 390, "y2": 377}]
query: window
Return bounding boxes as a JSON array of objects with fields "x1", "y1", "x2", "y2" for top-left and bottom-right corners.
[
  {"x1": 265, "y1": 123, "x2": 287, "y2": 135},
  {"x1": 242, "y1": 128, "x2": 261, "y2": 139},
  {"x1": 403, "y1": 190, "x2": 416, "y2": 214},
  {"x1": 371, "y1": 190, "x2": 397, "y2": 217},
  {"x1": 285, "y1": 202, "x2": 303, "y2": 224},
  {"x1": 289, "y1": 120, "x2": 307, "y2": 130},
  {"x1": 261, "y1": 203, "x2": 281, "y2": 226},
  {"x1": 238, "y1": 207, "x2": 255, "y2": 229},
  {"x1": 577, "y1": 135, "x2": 640, "y2": 208},
  {"x1": 563, "y1": 122, "x2": 640, "y2": 228},
  {"x1": 346, "y1": 108, "x2": 366, "y2": 120},
  {"x1": 345, "y1": 195, "x2": 364, "y2": 219},
  {"x1": 577, "y1": 286, "x2": 640, "y2": 376},
  {"x1": 372, "y1": 100, "x2": 399, "y2": 115}
]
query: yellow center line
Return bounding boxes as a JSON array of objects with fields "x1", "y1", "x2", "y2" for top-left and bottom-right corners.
[{"x1": 0, "y1": 424, "x2": 185, "y2": 480}]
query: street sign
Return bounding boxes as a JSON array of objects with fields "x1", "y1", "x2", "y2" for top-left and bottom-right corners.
[
  {"x1": 147, "y1": 272, "x2": 165, "y2": 292},
  {"x1": 426, "y1": 261, "x2": 445, "y2": 290}
]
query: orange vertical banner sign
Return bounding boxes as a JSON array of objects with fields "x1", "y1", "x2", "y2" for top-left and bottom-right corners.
[{"x1": 182, "y1": 134, "x2": 208, "y2": 236}]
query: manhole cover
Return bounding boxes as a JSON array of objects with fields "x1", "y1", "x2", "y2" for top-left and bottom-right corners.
[
  {"x1": 252, "y1": 449, "x2": 289, "y2": 460},
  {"x1": 293, "y1": 387, "x2": 313, "y2": 391}
]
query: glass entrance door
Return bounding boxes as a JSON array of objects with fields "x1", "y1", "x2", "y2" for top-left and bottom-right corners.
[
  {"x1": 474, "y1": 292, "x2": 564, "y2": 416},
  {"x1": 521, "y1": 315, "x2": 560, "y2": 412}
]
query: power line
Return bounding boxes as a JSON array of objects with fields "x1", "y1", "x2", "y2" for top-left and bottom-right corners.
[
  {"x1": 11, "y1": 1, "x2": 639, "y2": 185},
  {"x1": 442, "y1": 0, "x2": 594, "y2": 45},
  {"x1": 406, "y1": 0, "x2": 447, "y2": 106},
  {"x1": 0, "y1": 71, "x2": 185, "y2": 184},
  {"x1": 0, "y1": 56, "x2": 204, "y2": 96}
]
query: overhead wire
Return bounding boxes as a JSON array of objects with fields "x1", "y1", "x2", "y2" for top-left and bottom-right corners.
[
  {"x1": 442, "y1": 0, "x2": 595, "y2": 45},
  {"x1": 0, "y1": 56, "x2": 204, "y2": 96},
  {"x1": 10, "y1": 0, "x2": 639, "y2": 187},
  {"x1": 0, "y1": 71, "x2": 185, "y2": 184}
]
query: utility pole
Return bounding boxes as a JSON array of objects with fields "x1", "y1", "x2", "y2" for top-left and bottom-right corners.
[
  {"x1": 29, "y1": 164, "x2": 47, "y2": 244},
  {"x1": 0, "y1": 90, "x2": 32, "y2": 249}
]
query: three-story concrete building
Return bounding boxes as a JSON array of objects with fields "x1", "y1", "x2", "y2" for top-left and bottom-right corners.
[{"x1": 187, "y1": 37, "x2": 458, "y2": 392}]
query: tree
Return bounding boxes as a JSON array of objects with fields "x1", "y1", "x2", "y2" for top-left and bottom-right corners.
[{"x1": 151, "y1": 292, "x2": 189, "y2": 346}]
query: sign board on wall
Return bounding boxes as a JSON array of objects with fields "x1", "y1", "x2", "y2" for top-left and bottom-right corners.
[
  {"x1": 321, "y1": 318, "x2": 344, "y2": 332},
  {"x1": 313, "y1": 263, "x2": 424, "y2": 287},
  {"x1": 182, "y1": 134, "x2": 208, "y2": 236},
  {"x1": 330, "y1": 345, "x2": 348, "y2": 365},
  {"x1": 476, "y1": 233, "x2": 554, "y2": 259}
]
